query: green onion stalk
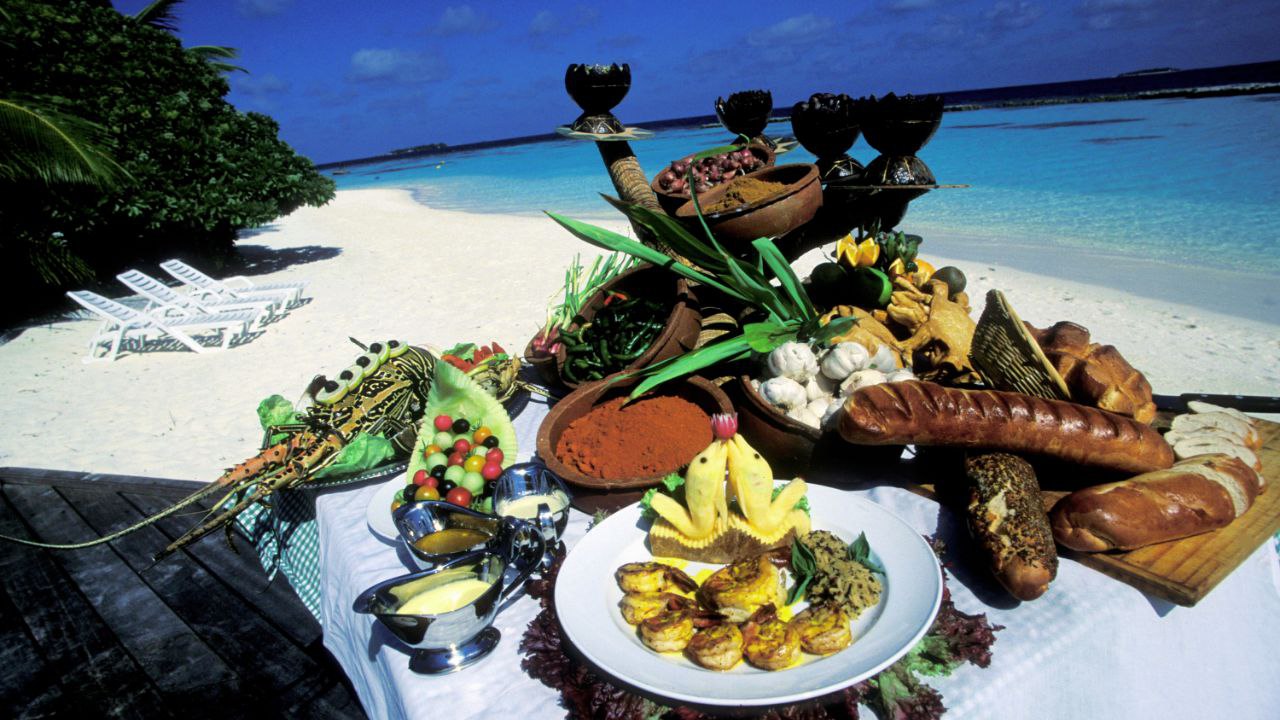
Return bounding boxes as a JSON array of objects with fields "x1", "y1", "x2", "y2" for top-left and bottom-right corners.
[{"x1": 545, "y1": 145, "x2": 855, "y2": 397}]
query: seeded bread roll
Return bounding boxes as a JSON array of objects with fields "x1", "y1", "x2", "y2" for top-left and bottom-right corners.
[{"x1": 965, "y1": 452, "x2": 1058, "y2": 601}]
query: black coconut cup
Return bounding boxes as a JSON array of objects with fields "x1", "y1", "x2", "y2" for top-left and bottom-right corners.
[
  {"x1": 564, "y1": 63, "x2": 631, "y2": 115},
  {"x1": 715, "y1": 89, "x2": 773, "y2": 139},
  {"x1": 859, "y1": 93, "x2": 944, "y2": 155},
  {"x1": 791, "y1": 93, "x2": 861, "y2": 160}
]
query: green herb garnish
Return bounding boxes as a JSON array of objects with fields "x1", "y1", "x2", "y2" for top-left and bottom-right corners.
[
  {"x1": 787, "y1": 537, "x2": 817, "y2": 604},
  {"x1": 849, "y1": 531, "x2": 886, "y2": 575},
  {"x1": 639, "y1": 473, "x2": 685, "y2": 519}
]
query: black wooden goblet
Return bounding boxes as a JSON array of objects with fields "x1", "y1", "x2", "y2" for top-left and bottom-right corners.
[
  {"x1": 564, "y1": 63, "x2": 631, "y2": 134},
  {"x1": 791, "y1": 93, "x2": 863, "y2": 182},
  {"x1": 859, "y1": 92, "x2": 943, "y2": 156},
  {"x1": 715, "y1": 89, "x2": 773, "y2": 147}
]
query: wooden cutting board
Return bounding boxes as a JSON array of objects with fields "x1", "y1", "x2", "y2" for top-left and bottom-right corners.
[{"x1": 1037, "y1": 418, "x2": 1280, "y2": 606}]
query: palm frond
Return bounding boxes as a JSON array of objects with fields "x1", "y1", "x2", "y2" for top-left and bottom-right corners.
[
  {"x1": 133, "y1": 0, "x2": 184, "y2": 32},
  {"x1": 0, "y1": 98, "x2": 129, "y2": 187},
  {"x1": 189, "y1": 46, "x2": 247, "y2": 73}
]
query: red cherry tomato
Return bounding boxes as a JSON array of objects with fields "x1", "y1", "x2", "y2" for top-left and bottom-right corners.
[
  {"x1": 485, "y1": 448, "x2": 504, "y2": 464},
  {"x1": 433, "y1": 415, "x2": 453, "y2": 432},
  {"x1": 412, "y1": 469, "x2": 430, "y2": 486},
  {"x1": 481, "y1": 461, "x2": 502, "y2": 481},
  {"x1": 447, "y1": 451, "x2": 466, "y2": 467},
  {"x1": 422, "y1": 475, "x2": 439, "y2": 490},
  {"x1": 453, "y1": 438, "x2": 472, "y2": 455},
  {"x1": 445, "y1": 487, "x2": 473, "y2": 506}
]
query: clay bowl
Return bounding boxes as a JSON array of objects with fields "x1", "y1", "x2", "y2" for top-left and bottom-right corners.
[
  {"x1": 537, "y1": 375, "x2": 734, "y2": 493},
  {"x1": 726, "y1": 375, "x2": 821, "y2": 477},
  {"x1": 650, "y1": 144, "x2": 775, "y2": 216},
  {"x1": 674, "y1": 163, "x2": 822, "y2": 245},
  {"x1": 551, "y1": 264, "x2": 702, "y2": 390}
]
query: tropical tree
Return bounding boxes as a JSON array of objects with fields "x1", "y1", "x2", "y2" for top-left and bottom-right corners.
[{"x1": 131, "y1": 0, "x2": 246, "y2": 73}]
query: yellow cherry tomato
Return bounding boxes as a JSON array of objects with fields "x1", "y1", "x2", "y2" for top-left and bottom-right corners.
[
  {"x1": 414, "y1": 485, "x2": 441, "y2": 502},
  {"x1": 472, "y1": 426, "x2": 492, "y2": 445},
  {"x1": 463, "y1": 455, "x2": 486, "y2": 473}
]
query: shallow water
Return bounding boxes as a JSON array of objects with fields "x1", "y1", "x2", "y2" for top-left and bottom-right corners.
[{"x1": 334, "y1": 96, "x2": 1280, "y2": 278}]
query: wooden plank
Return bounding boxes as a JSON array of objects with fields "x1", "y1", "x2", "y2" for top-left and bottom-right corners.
[
  {"x1": 0, "y1": 466, "x2": 205, "y2": 496},
  {"x1": 126, "y1": 492, "x2": 325, "y2": 649},
  {"x1": 4, "y1": 484, "x2": 238, "y2": 697},
  {"x1": 0, "y1": 488, "x2": 171, "y2": 719},
  {"x1": 0, "y1": 570, "x2": 66, "y2": 718},
  {"x1": 61, "y1": 487, "x2": 329, "y2": 710}
]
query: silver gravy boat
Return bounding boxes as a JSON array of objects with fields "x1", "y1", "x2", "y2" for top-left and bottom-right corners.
[{"x1": 353, "y1": 519, "x2": 544, "y2": 674}]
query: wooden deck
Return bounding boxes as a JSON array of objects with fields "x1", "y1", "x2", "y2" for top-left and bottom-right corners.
[{"x1": 0, "y1": 467, "x2": 366, "y2": 719}]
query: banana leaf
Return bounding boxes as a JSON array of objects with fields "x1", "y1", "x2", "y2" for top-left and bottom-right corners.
[
  {"x1": 624, "y1": 334, "x2": 755, "y2": 397},
  {"x1": 753, "y1": 237, "x2": 817, "y2": 321}
]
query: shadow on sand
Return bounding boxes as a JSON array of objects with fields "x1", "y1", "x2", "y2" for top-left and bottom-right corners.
[{"x1": 219, "y1": 244, "x2": 343, "y2": 277}]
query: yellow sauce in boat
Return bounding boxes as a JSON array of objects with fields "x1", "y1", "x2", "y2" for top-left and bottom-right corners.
[
  {"x1": 399, "y1": 578, "x2": 493, "y2": 615},
  {"x1": 498, "y1": 492, "x2": 569, "y2": 519},
  {"x1": 412, "y1": 528, "x2": 490, "y2": 554}
]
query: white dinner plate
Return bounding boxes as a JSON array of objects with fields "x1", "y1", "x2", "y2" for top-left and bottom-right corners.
[
  {"x1": 366, "y1": 477, "x2": 405, "y2": 542},
  {"x1": 554, "y1": 484, "x2": 942, "y2": 708}
]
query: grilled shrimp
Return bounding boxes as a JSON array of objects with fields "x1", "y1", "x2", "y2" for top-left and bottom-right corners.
[
  {"x1": 685, "y1": 623, "x2": 744, "y2": 671},
  {"x1": 619, "y1": 592, "x2": 694, "y2": 625},
  {"x1": 741, "y1": 604, "x2": 800, "y2": 671},
  {"x1": 698, "y1": 554, "x2": 784, "y2": 623},
  {"x1": 639, "y1": 606, "x2": 722, "y2": 653},
  {"x1": 789, "y1": 603, "x2": 852, "y2": 655},
  {"x1": 616, "y1": 561, "x2": 698, "y2": 594}
]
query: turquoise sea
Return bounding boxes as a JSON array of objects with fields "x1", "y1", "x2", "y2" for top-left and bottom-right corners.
[{"x1": 332, "y1": 95, "x2": 1279, "y2": 317}]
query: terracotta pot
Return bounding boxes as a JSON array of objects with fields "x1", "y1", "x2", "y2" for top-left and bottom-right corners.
[
  {"x1": 727, "y1": 374, "x2": 821, "y2": 477},
  {"x1": 537, "y1": 375, "x2": 734, "y2": 492},
  {"x1": 674, "y1": 163, "x2": 822, "y2": 246},
  {"x1": 650, "y1": 144, "x2": 775, "y2": 216},
  {"x1": 552, "y1": 264, "x2": 702, "y2": 390}
]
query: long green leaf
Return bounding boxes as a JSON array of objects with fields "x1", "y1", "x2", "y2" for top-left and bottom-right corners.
[
  {"x1": 601, "y1": 195, "x2": 727, "y2": 273},
  {"x1": 625, "y1": 334, "x2": 754, "y2": 397},
  {"x1": 545, "y1": 212, "x2": 750, "y2": 304},
  {"x1": 741, "y1": 320, "x2": 801, "y2": 352},
  {"x1": 133, "y1": 0, "x2": 184, "y2": 32},
  {"x1": 0, "y1": 98, "x2": 128, "y2": 187},
  {"x1": 753, "y1": 237, "x2": 818, "y2": 321}
]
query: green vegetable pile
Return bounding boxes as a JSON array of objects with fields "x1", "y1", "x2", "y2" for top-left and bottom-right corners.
[{"x1": 558, "y1": 293, "x2": 667, "y2": 383}]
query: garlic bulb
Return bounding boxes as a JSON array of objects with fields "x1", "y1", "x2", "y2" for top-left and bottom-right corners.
[
  {"x1": 759, "y1": 376, "x2": 807, "y2": 410},
  {"x1": 820, "y1": 342, "x2": 871, "y2": 381},
  {"x1": 839, "y1": 369, "x2": 887, "y2": 396},
  {"x1": 885, "y1": 368, "x2": 917, "y2": 383},
  {"x1": 821, "y1": 399, "x2": 843, "y2": 426},
  {"x1": 806, "y1": 397, "x2": 832, "y2": 420},
  {"x1": 766, "y1": 342, "x2": 819, "y2": 383},
  {"x1": 805, "y1": 374, "x2": 837, "y2": 402},
  {"x1": 786, "y1": 405, "x2": 821, "y2": 429},
  {"x1": 866, "y1": 344, "x2": 899, "y2": 372}
]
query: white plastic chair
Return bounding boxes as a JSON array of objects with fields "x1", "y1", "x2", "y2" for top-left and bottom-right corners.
[
  {"x1": 159, "y1": 258, "x2": 307, "y2": 308},
  {"x1": 116, "y1": 270, "x2": 276, "y2": 329},
  {"x1": 66, "y1": 290, "x2": 259, "y2": 362}
]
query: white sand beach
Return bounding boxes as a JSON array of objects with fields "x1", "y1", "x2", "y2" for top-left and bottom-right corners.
[{"x1": 1, "y1": 187, "x2": 1276, "y2": 482}]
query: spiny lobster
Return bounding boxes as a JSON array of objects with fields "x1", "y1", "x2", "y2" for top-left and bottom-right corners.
[{"x1": 1, "y1": 339, "x2": 436, "y2": 561}]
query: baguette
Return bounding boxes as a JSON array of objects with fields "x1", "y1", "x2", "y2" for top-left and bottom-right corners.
[
  {"x1": 964, "y1": 453, "x2": 1057, "y2": 600},
  {"x1": 837, "y1": 381, "x2": 1174, "y2": 474},
  {"x1": 1050, "y1": 454, "x2": 1262, "y2": 551}
]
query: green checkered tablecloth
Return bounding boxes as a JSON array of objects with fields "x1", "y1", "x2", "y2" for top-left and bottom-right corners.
[{"x1": 231, "y1": 462, "x2": 406, "y2": 620}]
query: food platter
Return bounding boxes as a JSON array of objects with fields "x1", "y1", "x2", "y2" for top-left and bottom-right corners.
[
  {"x1": 554, "y1": 484, "x2": 942, "y2": 708},
  {"x1": 366, "y1": 478, "x2": 404, "y2": 542}
]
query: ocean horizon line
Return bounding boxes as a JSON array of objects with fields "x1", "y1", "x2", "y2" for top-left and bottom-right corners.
[{"x1": 315, "y1": 58, "x2": 1280, "y2": 170}]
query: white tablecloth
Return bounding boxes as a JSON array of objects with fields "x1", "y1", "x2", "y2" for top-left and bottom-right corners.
[{"x1": 315, "y1": 394, "x2": 1280, "y2": 719}]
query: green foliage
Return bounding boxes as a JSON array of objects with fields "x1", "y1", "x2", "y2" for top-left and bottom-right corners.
[
  {"x1": 0, "y1": 0, "x2": 334, "y2": 324},
  {"x1": 0, "y1": 96, "x2": 128, "y2": 186}
]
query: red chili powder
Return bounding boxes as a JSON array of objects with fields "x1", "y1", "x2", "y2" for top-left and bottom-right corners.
[{"x1": 555, "y1": 395, "x2": 713, "y2": 479}]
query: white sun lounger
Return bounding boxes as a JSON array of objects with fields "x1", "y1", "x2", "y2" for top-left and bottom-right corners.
[
  {"x1": 159, "y1": 258, "x2": 307, "y2": 308},
  {"x1": 116, "y1": 270, "x2": 277, "y2": 329},
  {"x1": 67, "y1": 290, "x2": 259, "y2": 362}
]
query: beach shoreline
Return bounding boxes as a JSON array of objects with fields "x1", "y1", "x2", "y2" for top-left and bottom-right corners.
[{"x1": 0, "y1": 187, "x2": 1275, "y2": 483}]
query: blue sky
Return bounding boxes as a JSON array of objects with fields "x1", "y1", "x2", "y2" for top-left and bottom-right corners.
[{"x1": 114, "y1": 1, "x2": 1279, "y2": 164}]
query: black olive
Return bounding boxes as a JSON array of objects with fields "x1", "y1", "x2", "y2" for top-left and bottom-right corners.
[
  {"x1": 430, "y1": 465, "x2": 446, "y2": 479},
  {"x1": 323, "y1": 380, "x2": 339, "y2": 392},
  {"x1": 339, "y1": 370, "x2": 354, "y2": 381},
  {"x1": 484, "y1": 480, "x2": 497, "y2": 496},
  {"x1": 402, "y1": 486, "x2": 418, "y2": 503},
  {"x1": 356, "y1": 356, "x2": 372, "y2": 367},
  {"x1": 388, "y1": 340, "x2": 401, "y2": 348},
  {"x1": 439, "y1": 479, "x2": 457, "y2": 494},
  {"x1": 370, "y1": 342, "x2": 383, "y2": 354},
  {"x1": 452, "y1": 418, "x2": 471, "y2": 434},
  {"x1": 482, "y1": 435, "x2": 500, "y2": 449}
]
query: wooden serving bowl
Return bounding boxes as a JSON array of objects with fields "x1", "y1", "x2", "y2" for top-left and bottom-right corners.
[
  {"x1": 537, "y1": 375, "x2": 734, "y2": 493},
  {"x1": 674, "y1": 163, "x2": 822, "y2": 245},
  {"x1": 726, "y1": 374, "x2": 821, "y2": 477},
  {"x1": 650, "y1": 144, "x2": 775, "y2": 216},
  {"x1": 551, "y1": 264, "x2": 701, "y2": 390}
]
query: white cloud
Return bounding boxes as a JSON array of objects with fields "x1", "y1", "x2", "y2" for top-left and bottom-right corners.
[
  {"x1": 236, "y1": 73, "x2": 289, "y2": 97},
  {"x1": 884, "y1": 0, "x2": 938, "y2": 11},
  {"x1": 529, "y1": 10, "x2": 558, "y2": 36},
  {"x1": 433, "y1": 5, "x2": 496, "y2": 35},
  {"x1": 236, "y1": 0, "x2": 292, "y2": 18},
  {"x1": 1077, "y1": 0, "x2": 1161, "y2": 30},
  {"x1": 748, "y1": 14, "x2": 831, "y2": 47},
  {"x1": 347, "y1": 49, "x2": 446, "y2": 84},
  {"x1": 986, "y1": 1, "x2": 1045, "y2": 30}
]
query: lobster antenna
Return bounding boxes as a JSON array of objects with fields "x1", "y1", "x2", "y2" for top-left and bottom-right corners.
[{"x1": 349, "y1": 336, "x2": 367, "y2": 351}]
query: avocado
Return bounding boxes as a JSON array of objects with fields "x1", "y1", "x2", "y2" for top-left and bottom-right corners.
[
  {"x1": 931, "y1": 266, "x2": 967, "y2": 297},
  {"x1": 849, "y1": 267, "x2": 893, "y2": 308}
]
